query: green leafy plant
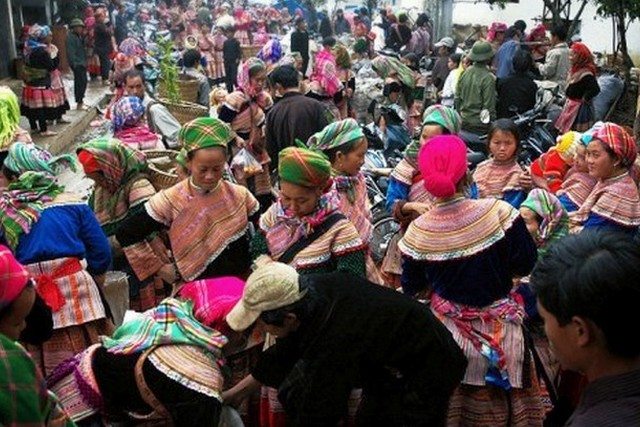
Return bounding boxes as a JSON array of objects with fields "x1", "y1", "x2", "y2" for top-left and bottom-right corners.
[{"x1": 157, "y1": 37, "x2": 181, "y2": 104}]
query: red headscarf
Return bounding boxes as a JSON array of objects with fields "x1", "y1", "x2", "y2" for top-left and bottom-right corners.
[
  {"x1": 418, "y1": 135, "x2": 468, "y2": 198},
  {"x1": 77, "y1": 150, "x2": 101, "y2": 174},
  {"x1": 0, "y1": 245, "x2": 30, "y2": 311},
  {"x1": 592, "y1": 122, "x2": 637, "y2": 168},
  {"x1": 570, "y1": 42, "x2": 596, "y2": 76}
]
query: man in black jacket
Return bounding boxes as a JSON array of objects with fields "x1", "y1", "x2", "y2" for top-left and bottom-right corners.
[
  {"x1": 223, "y1": 262, "x2": 467, "y2": 426},
  {"x1": 290, "y1": 17, "x2": 310, "y2": 75},
  {"x1": 265, "y1": 66, "x2": 332, "y2": 170}
]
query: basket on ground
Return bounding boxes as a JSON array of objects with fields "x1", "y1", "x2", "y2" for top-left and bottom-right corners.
[{"x1": 145, "y1": 149, "x2": 181, "y2": 190}]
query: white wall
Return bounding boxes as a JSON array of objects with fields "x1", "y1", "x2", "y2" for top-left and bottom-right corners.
[{"x1": 448, "y1": 0, "x2": 640, "y2": 58}]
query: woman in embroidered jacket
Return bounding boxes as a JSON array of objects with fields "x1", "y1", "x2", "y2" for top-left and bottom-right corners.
[
  {"x1": 382, "y1": 105, "x2": 461, "y2": 287},
  {"x1": 306, "y1": 118, "x2": 384, "y2": 285},
  {"x1": 570, "y1": 122, "x2": 640, "y2": 234},
  {"x1": 47, "y1": 277, "x2": 246, "y2": 425},
  {"x1": 556, "y1": 137, "x2": 597, "y2": 213},
  {"x1": 77, "y1": 138, "x2": 168, "y2": 311},
  {"x1": 471, "y1": 118, "x2": 527, "y2": 208},
  {"x1": 218, "y1": 58, "x2": 274, "y2": 211},
  {"x1": 116, "y1": 117, "x2": 259, "y2": 284},
  {"x1": 250, "y1": 146, "x2": 366, "y2": 427},
  {"x1": 0, "y1": 142, "x2": 112, "y2": 376},
  {"x1": 399, "y1": 135, "x2": 544, "y2": 426}
]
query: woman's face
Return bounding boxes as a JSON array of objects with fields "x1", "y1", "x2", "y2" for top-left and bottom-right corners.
[
  {"x1": 586, "y1": 139, "x2": 619, "y2": 180},
  {"x1": 280, "y1": 181, "x2": 323, "y2": 218},
  {"x1": 250, "y1": 69, "x2": 267, "y2": 91},
  {"x1": 420, "y1": 124, "x2": 444, "y2": 145},
  {"x1": 334, "y1": 138, "x2": 368, "y2": 177},
  {"x1": 447, "y1": 58, "x2": 457, "y2": 70},
  {"x1": 573, "y1": 145, "x2": 589, "y2": 172},
  {"x1": 0, "y1": 285, "x2": 36, "y2": 341},
  {"x1": 519, "y1": 207, "x2": 540, "y2": 239},
  {"x1": 489, "y1": 129, "x2": 518, "y2": 162},
  {"x1": 188, "y1": 147, "x2": 227, "y2": 190}
]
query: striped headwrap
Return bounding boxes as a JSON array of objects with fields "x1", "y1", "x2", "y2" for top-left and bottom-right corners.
[
  {"x1": 404, "y1": 104, "x2": 462, "y2": 163},
  {"x1": 0, "y1": 245, "x2": 30, "y2": 311},
  {"x1": 591, "y1": 122, "x2": 637, "y2": 168},
  {"x1": 0, "y1": 172, "x2": 63, "y2": 250},
  {"x1": 0, "y1": 87, "x2": 21, "y2": 151},
  {"x1": 112, "y1": 96, "x2": 145, "y2": 131},
  {"x1": 179, "y1": 117, "x2": 235, "y2": 154},
  {"x1": 101, "y1": 298, "x2": 228, "y2": 355},
  {"x1": 307, "y1": 119, "x2": 364, "y2": 152},
  {"x1": 4, "y1": 142, "x2": 76, "y2": 176},
  {"x1": 257, "y1": 38, "x2": 283, "y2": 65},
  {"x1": 371, "y1": 55, "x2": 416, "y2": 88},
  {"x1": 279, "y1": 147, "x2": 332, "y2": 190},
  {"x1": 236, "y1": 58, "x2": 266, "y2": 99},
  {"x1": 520, "y1": 188, "x2": 568, "y2": 256}
]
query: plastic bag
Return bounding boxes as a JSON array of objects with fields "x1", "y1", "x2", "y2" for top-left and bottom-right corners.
[{"x1": 231, "y1": 148, "x2": 263, "y2": 179}]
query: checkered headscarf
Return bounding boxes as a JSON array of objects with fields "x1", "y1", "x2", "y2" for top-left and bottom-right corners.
[{"x1": 179, "y1": 117, "x2": 235, "y2": 154}]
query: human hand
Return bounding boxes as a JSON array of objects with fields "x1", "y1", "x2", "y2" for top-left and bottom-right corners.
[{"x1": 518, "y1": 169, "x2": 533, "y2": 191}]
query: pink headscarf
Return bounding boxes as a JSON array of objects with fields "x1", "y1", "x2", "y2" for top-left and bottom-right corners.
[
  {"x1": 179, "y1": 276, "x2": 245, "y2": 332},
  {"x1": 0, "y1": 245, "x2": 30, "y2": 311},
  {"x1": 487, "y1": 22, "x2": 507, "y2": 42},
  {"x1": 418, "y1": 135, "x2": 468, "y2": 198},
  {"x1": 526, "y1": 24, "x2": 547, "y2": 42}
]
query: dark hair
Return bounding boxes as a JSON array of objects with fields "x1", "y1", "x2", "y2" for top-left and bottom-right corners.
[
  {"x1": 402, "y1": 52, "x2": 418, "y2": 66},
  {"x1": 336, "y1": 8, "x2": 343, "y2": 14},
  {"x1": 514, "y1": 20, "x2": 526, "y2": 33},
  {"x1": 1, "y1": 165, "x2": 19, "y2": 182},
  {"x1": 323, "y1": 136, "x2": 365, "y2": 162},
  {"x1": 505, "y1": 26, "x2": 519, "y2": 39},
  {"x1": 398, "y1": 14, "x2": 408, "y2": 24},
  {"x1": 260, "y1": 280, "x2": 316, "y2": 327},
  {"x1": 512, "y1": 49, "x2": 533, "y2": 74},
  {"x1": 488, "y1": 118, "x2": 520, "y2": 147},
  {"x1": 551, "y1": 24, "x2": 568, "y2": 41},
  {"x1": 269, "y1": 65, "x2": 299, "y2": 89},
  {"x1": 322, "y1": 36, "x2": 336, "y2": 47},
  {"x1": 124, "y1": 68, "x2": 145, "y2": 83},
  {"x1": 295, "y1": 16, "x2": 305, "y2": 26},
  {"x1": 531, "y1": 231, "x2": 640, "y2": 358},
  {"x1": 182, "y1": 49, "x2": 201, "y2": 68},
  {"x1": 416, "y1": 13, "x2": 429, "y2": 27},
  {"x1": 449, "y1": 53, "x2": 462, "y2": 67}
]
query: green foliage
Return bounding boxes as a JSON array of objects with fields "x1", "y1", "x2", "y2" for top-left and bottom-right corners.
[
  {"x1": 157, "y1": 38, "x2": 181, "y2": 104},
  {"x1": 594, "y1": 0, "x2": 640, "y2": 20}
]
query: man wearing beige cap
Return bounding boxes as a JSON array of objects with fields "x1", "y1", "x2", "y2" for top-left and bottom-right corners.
[{"x1": 224, "y1": 262, "x2": 467, "y2": 426}]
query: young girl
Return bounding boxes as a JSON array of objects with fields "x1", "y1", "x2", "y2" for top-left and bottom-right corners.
[
  {"x1": 307, "y1": 118, "x2": 385, "y2": 285},
  {"x1": 555, "y1": 137, "x2": 597, "y2": 212},
  {"x1": 472, "y1": 118, "x2": 527, "y2": 208}
]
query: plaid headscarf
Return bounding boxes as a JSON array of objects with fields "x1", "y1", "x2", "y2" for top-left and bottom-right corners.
[
  {"x1": 77, "y1": 138, "x2": 148, "y2": 234},
  {"x1": 118, "y1": 37, "x2": 145, "y2": 57},
  {"x1": 333, "y1": 44, "x2": 351, "y2": 70},
  {"x1": 404, "y1": 104, "x2": 462, "y2": 163},
  {"x1": 0, "y1": 245, "x2": 30, "y2": 311},
  {"x1": 102, "y1": 298, "x2": 228, "y2": 355},
  {"x1": 4, "y1": 142, "x2": 76, "y2": 176},
  {"x1": 569, "y1": 42, "x2": 597, "y2": 79},
  {"x1": 0, "y1": 172, "x2": 63, "y2": 250},
  {"x1": 279, "y1": 147, "x2": 332, "y2": 190},
  {"x1": 591, "y1": 122, "x2": 637, "y2": 168},
  {"x1": 257, "y1": 38, "x2": 283, "y2": 65},
  {"x1": 112, "y1": 96, "x2": 145, "y2": 131},
  {"x1": 520, "y1": 188, "x2": 568, "y2": 256},
  {"x1": 236, "y1": 58, "x2": 266, "y2": 99},
  {"x1": 179, "y1": 117, "x2": 235, "y2": 154},
  {"x1": 487, "y1": 22, "x2": 507, "y2": 42},
  {"x1": 312, "y1": 48, "x2": 343, "y2": 97},
  {"x1": 307, "y1": 119, "x2": 364, "y2": 152},
  {"x1": 371, "y1": 55, "x2": 416, "y2": 88},
  {"x1": 0, "y1": 87, "x2": 21, "y2": 150}
]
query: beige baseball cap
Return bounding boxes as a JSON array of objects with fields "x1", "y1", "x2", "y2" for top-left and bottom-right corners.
[{"x1": 226, "y1": 262, "x2": 306, "y2": 332}]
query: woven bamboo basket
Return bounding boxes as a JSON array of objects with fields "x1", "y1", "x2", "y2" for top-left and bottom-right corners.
[
  {"x1": 241, "y1": 45, "x2": 262, "y2": 58},
  {"x1": 145, "y1": 149, "x2": 181, "y2": 190},
  {"x1": 158, "y1": 74, "x2": 201, "y2": 104},
  {"x1": 158, "y1": 98, "x2": 209, "y2": 125}
]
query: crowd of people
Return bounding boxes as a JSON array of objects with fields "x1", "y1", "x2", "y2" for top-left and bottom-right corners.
[{"x1": 1, "y1": 0, "x2": 640, "y2": 426}]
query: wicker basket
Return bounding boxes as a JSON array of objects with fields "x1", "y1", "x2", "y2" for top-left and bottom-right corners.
[
  {"x1": 158, "y1": 98, "x2": 209, "y2": 125},
  {"x1": 158, "y1": 74, "x2": 201, "y2": 104},
  {"x1": 145, "y1": 149, "x2": 180, "y2": 190},
  {"x1": 241, "y1": 45, "x2": 262, "y2": 58}
]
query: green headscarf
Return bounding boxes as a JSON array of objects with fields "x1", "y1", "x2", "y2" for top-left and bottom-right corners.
[
  {"x1": 0, "y1": 87, "x2": 20, "y2": 151},
  {"x1": 404, "y1": 104, "x2": 462, "y2": 164},
  {"x1": 4, "y1": 142, "x2": 76, "y2": 176},
  {"x1": 307, "y1": 118, "x2": 364, "y2": 152},
  {"x1": 0, "y1": 172, "x2": 63, "y2": 250},
  {"x1": 279, "y1": 147, "x2": 332, "y2": 189},
  {"x1": 520, "y1": 188, "x2": 569, "y2": 257},
  {"x1": 371, "y1": 55, "x2": 416, "y2": 88},
  {"x1": 178, "y1": 117, "x2": 235, "y2": 154}
]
